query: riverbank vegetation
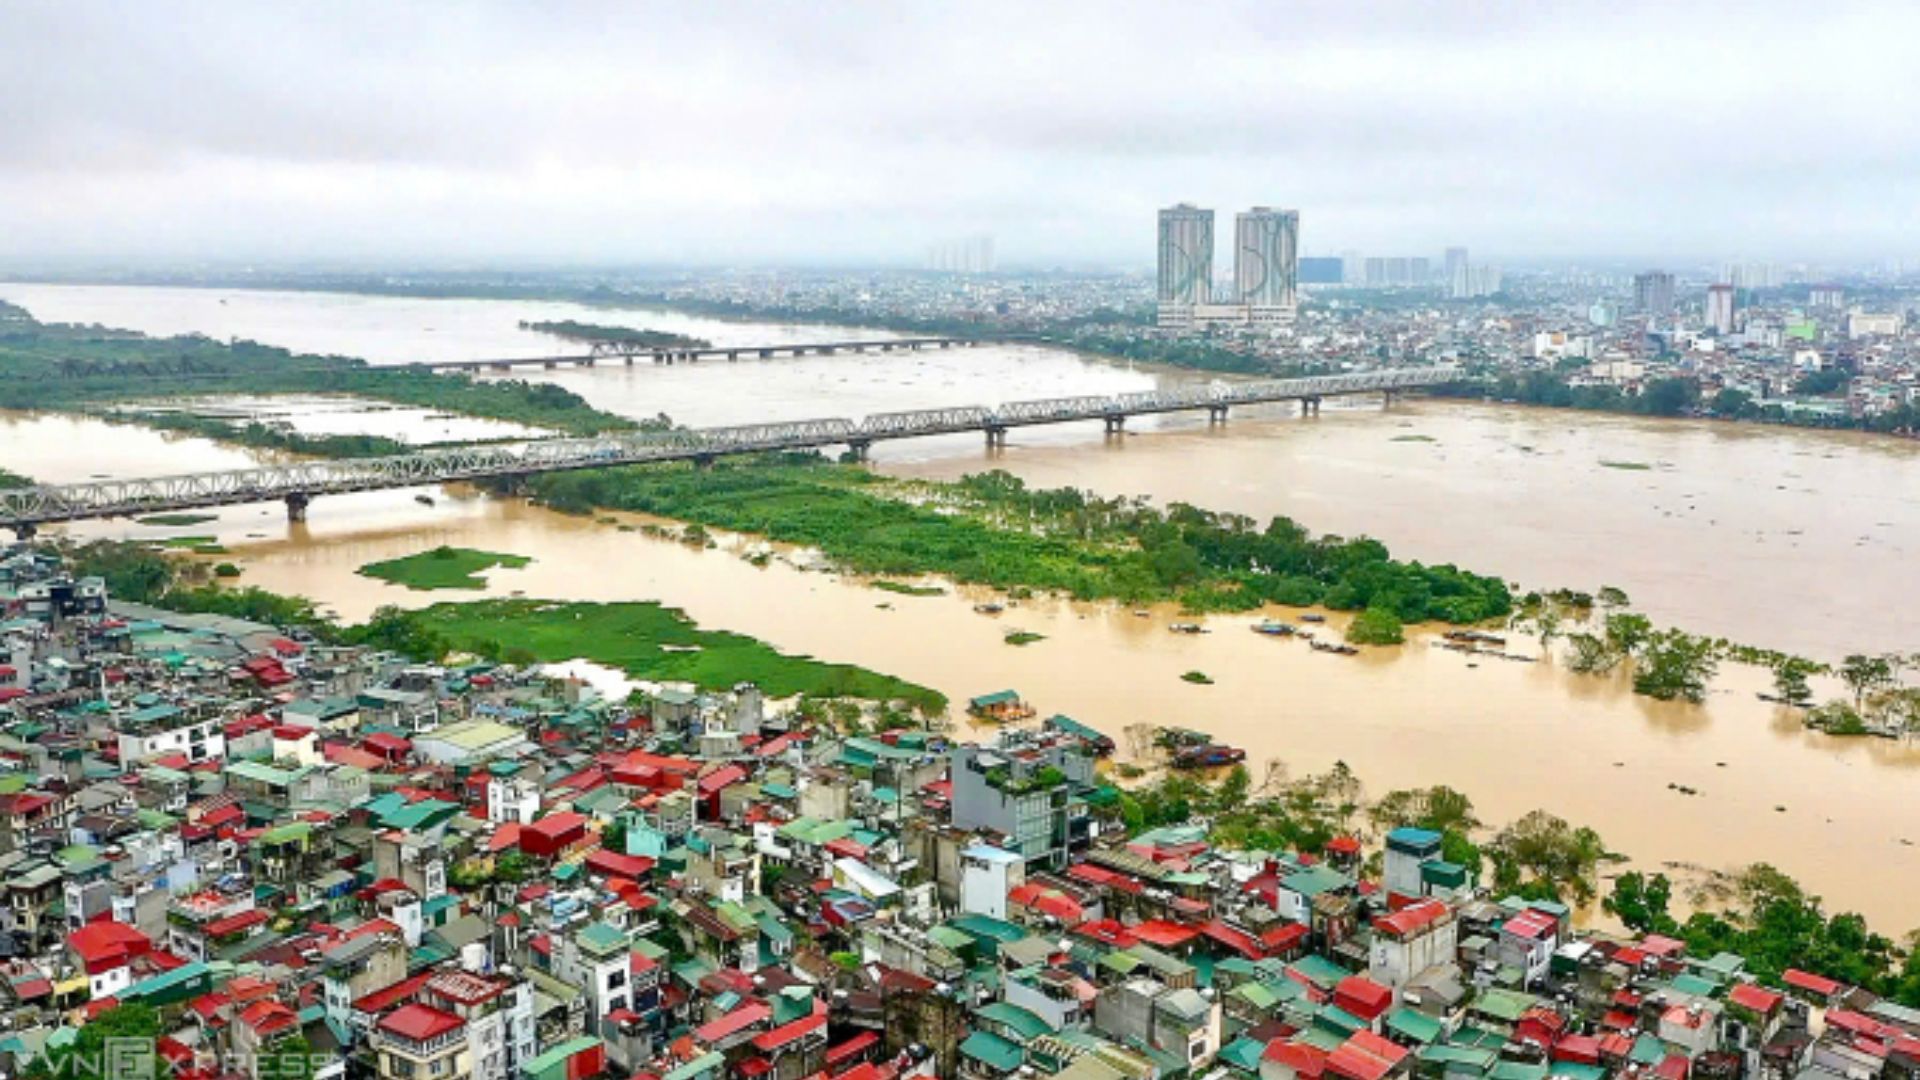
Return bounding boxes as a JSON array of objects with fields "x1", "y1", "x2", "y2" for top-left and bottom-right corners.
[
  {"x1": 1524, "y1": 591, "x2": 1920, "y2": 725},
  {"x1": 1116, "y1": 762, "x2": 1615, "y2": 905},
  {"x1": 1436, "y1": 366, "x2": 1920, "y2": 436},
  {"x1": 1607, "y1": 866, "x2": 1920, "y2": 1007},
  {"x1": 358, "y1": 546, "x2": 533, "y2": 590},
  {"x1": 0, "y1": 304, "x2": 639, "y2": 435},
  {"x1": 112, "y1": 409, "x2": 418, "y2": 458},
  {"x1": 0, "y1": 467, "x2": 30, "y2": 489},
  {"x1": 518, "y1": 320, "x2": 711, "y2": 349},
  {"x1": 62, "y1": 540, "x2": 942, "y2": 714},
  {"x1": 517, "y1": 456, "x2": 1515, "y2": 624}
]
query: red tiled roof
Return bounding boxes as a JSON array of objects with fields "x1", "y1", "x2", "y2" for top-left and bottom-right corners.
[
  {"x1": 693, "y1": 1003, "x2": 770, "y2": 1044},
  {"x1": 586, "y1": 849, "x2": 656, "y2": 879},
  {"x1": 751, "y1": 1008, "x2": 826, "y2": 1053},
  {"x1": 1325, "y1": 1031, "x2": 1407, "y2": 1080},
  {"x1": 1372, "y1": 898, "x2": 1450, "y2": 939},
  {"x1": 1503, "y1": 909, "x2": 1557, "y2": 940},
  {"x1": 1553, "y1": 1034, "x2": 1603, "y2": 1065},
  {"x1": 1112, "y1": 918, "x2": 1185, "y2": 948},
  {"x1": 203, "y1": 910, "x2": 269, "y2": 938},
  {"x1": 1199, "y1": 920, "x2": 1262, "y2": 960},
  {"x1": 525, "y1": 811, "x2": 588, "y2": 839},
  {"x1": 352, "y1": 972, "x2": 431, "y2": 1014},
  {"x1": 826, "y1": 1031, "x2": 879, "y2": 1067},
  {"x1": 1784, "y1": 968, "x2": 1842, "y2": 996},
  {"x1": 378, "y1": 1003, "x2": 464, "y2": 1042},
  {"x1": 1265, "y1": 1041, "x2": 1328, "y2": 1079},
  {"x1": 238, "y1": 1000, "x2": 299, "y2": 1038},
  {"x1": 1333, "y1": 975, "x2": 1393, "y2": 1021},
  {"x1": 67, "y1": 921, "x2": 151, "y2": 971},
  {"x1": 1729, "y1": 983, "x2": 1784, "y2": 1015}
]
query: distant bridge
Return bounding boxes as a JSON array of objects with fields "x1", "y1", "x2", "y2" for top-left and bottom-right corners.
[
  {"x1": 0, "y1": 367, "x2": 1457, "y2": 536},
  {"x1": 417, "y1": 335, "x2": 1006, "y2": 373}
]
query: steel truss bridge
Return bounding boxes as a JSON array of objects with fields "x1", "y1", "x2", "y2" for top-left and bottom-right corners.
[
  {"x1": 0, "y1": 367, "x2": 1456, "y2": 535},
  {"x1": 421, "y1": 335, "x2": 1006, "y2": 372}
]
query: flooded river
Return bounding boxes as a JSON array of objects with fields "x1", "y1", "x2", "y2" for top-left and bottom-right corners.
[{"x1": 3, "y1": 283, "x2": 1918, "y2": 927}]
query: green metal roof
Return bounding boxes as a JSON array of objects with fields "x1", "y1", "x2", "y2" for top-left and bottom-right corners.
[
  {"x1": 524, "y1": 1037, "x2": 603, "y2": 1076},
  {"x1": 1386, "y1": 1007, "x2": 1444, "y2": 1044},
  {"x1": 959, "y1": 1030, "x2": 1025, "y2": 1073},
  {"x1": 977, "y1": 1001, "x2": 1056, "y2": 1042}
]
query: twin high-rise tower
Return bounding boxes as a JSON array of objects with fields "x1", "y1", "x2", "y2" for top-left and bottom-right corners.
[{"x1": 1156, "y1": 204, "x2": 1299, "y2": 329}]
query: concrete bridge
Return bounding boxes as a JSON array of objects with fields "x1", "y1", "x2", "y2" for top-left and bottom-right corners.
[
  {"x1": 421, "y1": 335, "x2": 1002, "y2": 373},
  {"x1": 0, "y1": 367, "x2": 1457, "y2": 536}
]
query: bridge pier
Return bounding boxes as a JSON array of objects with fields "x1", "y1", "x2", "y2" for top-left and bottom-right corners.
[
  {"x1": 728, "y1": 351, "x2": 740, "y2": 361},
  {"x1": 821, "y1": 346, "x2": 836, "y2": 355},
  {"x1": 846, "y1": 439, "x2": 872, "y2": 463},
  {"x1": 1383, "y1": 390, "x2": 1397, "y2": 408},
  {"x1": 1103, "y1": 415, "x2": 1126, "y2": 435},
  {"x1": 693, "y1": 454, "x2": 716, "y2": 471},
  {"x1": 939, "y1": 341, "x2": 952, "y2": 349},
  {"x1": 759, "y1": 349, "x2": 774, "y2": 358},
  {"x1": 285, "y1": 493, "x2": 312, "y2": 523},
  {"x1": 492, "y1": 362, "x2": 513, "y2": 373},
  {"x1": 881, "y1": 343, "x2": 894, "y2": 352},
  {"x1": 1302, "y1": 396, "x2": 1322, "y2": 417},
  {"x1": 543, "y1": 360, "x2": 559, "y2": 370},
  {"x1": 9, "y1": 523, "x2": 36, "y2": 543},
  {"x1": 909, "y1": 342, "x2": 922, "y2": 351},
  {"x1": 1208, "y1": 404, "x2": 1229, "y2": 424},
  {"x1": 984, "y1": 426, "x2": 1008, "y2": 448}
]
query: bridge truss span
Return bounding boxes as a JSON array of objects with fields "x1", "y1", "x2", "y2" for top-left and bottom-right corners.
[{"x1": 0, "y1": 366, "x2": 1457, "y2": 531}]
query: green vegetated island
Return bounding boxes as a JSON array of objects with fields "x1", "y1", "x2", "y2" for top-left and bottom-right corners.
[
  {"x1": 517, "y1": 456, "x2": 1516, "y2": 629},
  {"x1": 401, "y1": 599, "x2": 941, "y2": 711},
  {"x1": 358, "y1": 546, "x2": 533, "y2": 590},
  {"x1": 64, "y1": 540, "x2": 945, "y2": 715},
  {"x1": 0, "y1": 299, "x2": 642, "y2": 438},
  {"x1": 518, "y1": 320, "x2": 712, "y2": 350}
]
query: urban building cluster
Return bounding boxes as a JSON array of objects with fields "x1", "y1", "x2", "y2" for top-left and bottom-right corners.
[{"x1": 0, "y1": 548, "x2": 1915, "y2": 1080}]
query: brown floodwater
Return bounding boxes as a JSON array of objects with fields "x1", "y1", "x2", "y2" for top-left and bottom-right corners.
[
  {"x1": 4, "y1": 284, "x2": 1919, "y2": 927},
  {"x1": 205, "y1": 500, "x2": 1920, "y2": 932}
]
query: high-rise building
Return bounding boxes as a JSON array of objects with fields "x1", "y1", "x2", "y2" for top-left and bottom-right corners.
[
  {"x1": 1634, "y1": 271, "x2": 1676, "y2": 316},
  {"x1": 1445, "y1": 247, "x2": 1470, "y2": 298},
  {"x1": 1232, "y1": 207, "x2": 1299, "y2": 315},
  {"x1": 1706, "y1": 283, "x2": 1737, "y2": 335},
  {"x1": 925, "y1": 234, "x2": 995, "y2": 274},
  {"x1": 1157, "y1": 204, "x2": 1214, "y2": 308}
]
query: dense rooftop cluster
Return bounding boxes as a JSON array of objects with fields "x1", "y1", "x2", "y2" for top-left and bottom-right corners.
[{"x1": 0, "y1": 546, "x2": 1913, "y2": 1080}]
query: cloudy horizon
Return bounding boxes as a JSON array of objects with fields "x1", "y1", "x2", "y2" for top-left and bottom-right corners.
[{"x1": 5, "y1": 1, "x2": 1919, "y2": 271}]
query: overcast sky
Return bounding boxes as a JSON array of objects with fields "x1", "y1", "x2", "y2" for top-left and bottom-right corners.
[{"x1": 5, "y1": 2, "x2": 1918, "y2": 270}]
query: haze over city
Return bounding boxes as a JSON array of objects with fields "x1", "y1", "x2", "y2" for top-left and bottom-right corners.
[{"x1": 7, "y1": 1, "x2": 1920, "y2": 268}]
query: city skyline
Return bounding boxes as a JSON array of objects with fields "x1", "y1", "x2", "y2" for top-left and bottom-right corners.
[{"x1": 5, "y1": 2, "x2": 1920, "y2": 269}]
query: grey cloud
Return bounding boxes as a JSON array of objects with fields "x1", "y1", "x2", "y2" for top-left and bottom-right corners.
[{"x1": 2, "y1": 0, "x2": 1918, "y2": 266}]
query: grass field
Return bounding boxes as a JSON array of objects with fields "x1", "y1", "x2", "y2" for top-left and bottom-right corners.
[
  {"x1": 358, "y1": 546, "x2": 533, "y2": 590},
  {"x1": 407, "y1": 598, "x2": 945, "y2": 712}
]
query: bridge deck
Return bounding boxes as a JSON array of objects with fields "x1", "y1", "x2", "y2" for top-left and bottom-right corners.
[
  {"x1": 0, "y1": 367, "x2": 1455, "y2": 528},
  {"x1": 427, "y1": 335, "x2": 997, "y2": 371}
]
